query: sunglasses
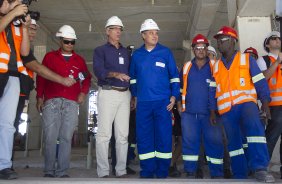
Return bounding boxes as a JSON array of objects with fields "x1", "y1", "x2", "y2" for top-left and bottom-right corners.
[
  {"x1": 217, "y1": 37, "x2": 230, "y2": 44},
  {"x1": 194, "y1": 46, "x2": 206, "y2": 51},
  {"x1": 63, "y1": 40, "x2": 75, "y2": 45}
]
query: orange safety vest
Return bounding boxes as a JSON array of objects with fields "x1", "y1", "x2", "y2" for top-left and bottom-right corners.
[
  {"x1": 181, "y1": 60, "x2": 215, "y2": 112},
  {"x1": 0, "y1": 24, "x2": 28, "y2": 76},
  {"x1": 266, "y1": 56, "x2": 282, "y2": 106},
  {"x1": 213, "y1": 52, "x2": 257, "y2": 115}
]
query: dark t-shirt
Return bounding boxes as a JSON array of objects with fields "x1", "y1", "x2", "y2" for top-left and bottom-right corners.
[
  {"x1": 6, "y1": 25, "x2": 17, "y2": 74},
  {"x1": 21, "y1": 49, "x2": 36, "y2": 65}
]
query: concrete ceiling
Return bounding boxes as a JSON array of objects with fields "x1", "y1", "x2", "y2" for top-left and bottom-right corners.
[{"x1": 29, "y1": 0, "x2": 230, "y2": 65}]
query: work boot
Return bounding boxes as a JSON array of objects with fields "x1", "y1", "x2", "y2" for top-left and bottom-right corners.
[
  {"x1": 186, "y1": 172, "x2": 196, "y2": 179},
  {"x1": 224, "y1": 168, "x2": 232, "y2": 179},
  {"x1": 254, "y1": 170, "x2": 275, "y2": 183},
  {"x1": 196, "y1": 168, "x2": 204, "y2": 179},
  {"x1": 126, "y1": 166, "x2": 136, "y2": 175},
  {"x1": 280, "y1": 166, "x2": 282, "y2": 179},
  {"x1": 0, "y1": 168, "x2": 18, "y2": 180},
  {"x1": 169, "y1": 164, "x2": 181, "y2": 177}
]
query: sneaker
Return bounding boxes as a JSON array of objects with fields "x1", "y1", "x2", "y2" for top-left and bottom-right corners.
[
  {"x1": 117, "y1": 174, "x2": 129, "y2": 178},
  {"x1": 254, "y1": 170, "x2": 275, "y2": 183},
  {"x1": 186, "y1": 172, "x2": 196, "y2": 179},
  {"x1": 0, "y1": 168, "x2": 18, "y2": 180},
  {"x1": 126, "y1": 167, "x2": 136, "y2": 175}
]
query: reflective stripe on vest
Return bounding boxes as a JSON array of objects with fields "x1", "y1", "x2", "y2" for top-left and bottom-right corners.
[
  {"x1": 182, "y1": 155, "x2": 198, "y2": 161},
  {"x1": 0, "y1": 24, "x2": 28, "y2": 75},
  {"x1": 170, "y1": 78, "x2": 180, "y2": 83},
  {"x1": 213, "y1": 53, "x2": 257, "y2": 115},
  {"x1": 206, "y1": 156, "x2": 223, "y2": 164},
  {"x1": 266, "y1": 56, "x2": 282, "y2": 106}
]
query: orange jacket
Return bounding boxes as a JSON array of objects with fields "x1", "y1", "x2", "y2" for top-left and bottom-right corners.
[
  {"x1": 213, "y1": 53, "x2": 257, "y2": 114},
  {"x1": 0, "y1": 24, "x2": 28, "y2": 75},
  {"x1": 266, "y1": 56, "x2": 282, "y2": 106},
  {"x1": 181, "y1": 60, "x2": 215, "y2": 112}
]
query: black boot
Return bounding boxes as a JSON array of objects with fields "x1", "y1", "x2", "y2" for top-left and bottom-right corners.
[{"x1": 169, "y1": 164, "x2": 181, "y2": 177}]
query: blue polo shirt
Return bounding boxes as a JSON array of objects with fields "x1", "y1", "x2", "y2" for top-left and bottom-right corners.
[{"x1": 93, "y1": 42, "x2": 130, "y2": 88}]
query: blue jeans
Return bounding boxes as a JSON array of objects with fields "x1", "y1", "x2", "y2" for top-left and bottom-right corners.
[
  {"x1": 0, "y1": 77, "x2": 20, "y2": 170},
  {"x1": 265, "y1": 106, "x2": 282, "y2": 163},
  {"x1": 42, "y1": 98, "x2": 79, "y2": 176}
]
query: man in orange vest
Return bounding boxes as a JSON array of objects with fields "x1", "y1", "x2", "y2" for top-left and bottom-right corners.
[
  {"x1": 256, "y1": 31, "x2": 282, "y2": 178},
  {"x1": 179, "y1": 34, "x2": 224, "y2": 178},
  {"x1": 0, "y1": 0, "x2": 75, "y2": 180},
  {"x1": 210, "y1": 26, "x2": 275, "y2": 182}
]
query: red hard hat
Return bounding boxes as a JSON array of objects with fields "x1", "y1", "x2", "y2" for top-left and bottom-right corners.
[
  {"x1": 192, "y1": 34, "x2": 209, "y2": 47},
  {"x1": 244, "y1": 47, "x2": 258, "y2": 57},
  {"x1": 214, "y1": 26, "x2": 238, "y2": 40}
]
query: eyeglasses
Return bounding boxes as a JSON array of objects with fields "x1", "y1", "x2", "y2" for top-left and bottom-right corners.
[
  {"x1": 217, "y1": 37, "x2": 230, "y2": 44},
  {"x1": 194, "y1": 46, "x2": 206, "y2": 51},
  {"x1": 63, "y1": 40, "x2": 75, "y2": 45}
]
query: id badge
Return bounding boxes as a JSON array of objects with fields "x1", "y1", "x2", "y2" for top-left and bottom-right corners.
[{"x1": 119, "y1": 57, "x2": 124, "y2": 64}]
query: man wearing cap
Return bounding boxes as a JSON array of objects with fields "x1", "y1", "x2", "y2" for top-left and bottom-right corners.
[
  {"x1": 129, "y1": 19, "x2": 180, "y2": 178},
  {"x1": 256, "y1": 31, "x2": 282, "y2": 178},
  {"x1": 93, "y1": 16, "x2": 131, "y2": 178},
  {"x1": 210, "y1": 26, "x2": 274, "y2": 182},
  {"x1": 179, "y1": 34, "x2": 223, "y2": 178},
  {"x1": 36, "y1": 25, "x2": 91, "y2": 178},
  {"x1": 244, "y1": 47, "x2": 259, "y2": 60}
]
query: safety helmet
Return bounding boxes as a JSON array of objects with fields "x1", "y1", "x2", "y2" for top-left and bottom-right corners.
[
  {"x1": 214, "y1": 26, "x2": 238, "y2": 40},
  {"x1": 105, "y1": 16, "x2": 124, "y2": 28},
  {"x1": 263, "y1": 31, "x2": 280, "y2": 52},
  {"x1": 56, "y1": 25, "x2": 77, "y2": 39},
  {"x1": 140, "y1": 19, "x2": 160, "y2": 33},
  {"x1": 191, "y1": 34, "x2": 209, "y2": 47},
  {"x1": 207, "y1": 46, "x2": 217, "y2": 57},
  {"x1": 244, "y1": 47, "x2": 258, "y2": 58}
]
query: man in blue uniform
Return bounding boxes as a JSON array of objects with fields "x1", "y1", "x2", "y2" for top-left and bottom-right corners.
[
  {"x1": 210, "y1": 26, "x2": 274, "y2": 182},
  {"x1": 130, "y1": 19, "x2": 180, "y2": 178},
  {"x1": 179, "y1": 34, "x2": 224, "y2": 178}
]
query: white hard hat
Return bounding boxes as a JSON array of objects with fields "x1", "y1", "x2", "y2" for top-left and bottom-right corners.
[
  {"x1": 31, "y1": 19, "x2": 37, "y2": 26},
  {"x1": 56, "y1": 25, "x2": 77, "y2": 39},
  {"x1": 105, "y1": 16, "x2": 124, "y2": 28},
  {"x1": 140, "y1": 19, "x2": 160, "y2": 33},
  {"x1": 207, "y1": 46, "x2": 217, "y2": 57},
  {"x1": 263, "y1": 31, "x2": 280, "y2": 51}
]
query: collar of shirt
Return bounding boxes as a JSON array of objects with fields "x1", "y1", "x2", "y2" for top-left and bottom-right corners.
[
  {"x1": 220, "y1": 50, "x2": 238, "y2": 69},
  {"x1": 106, "y1": 42, "x2": 123, "y2": 49},
  {"x1": 268, "y1": 52, "x2": 278, "y2": 60},
  {"x1": 141, "y1": 43, "x2": 159, "y2": 53}
]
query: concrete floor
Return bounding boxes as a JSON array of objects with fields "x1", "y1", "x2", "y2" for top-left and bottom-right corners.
[{"x1": 0, "y1": 147, "x2": 280, "y2": 183}]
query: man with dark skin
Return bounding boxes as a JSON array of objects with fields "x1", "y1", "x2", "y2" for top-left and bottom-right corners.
[{"x1": 210, "y1": 26, "x2": 274, "y2": 183}]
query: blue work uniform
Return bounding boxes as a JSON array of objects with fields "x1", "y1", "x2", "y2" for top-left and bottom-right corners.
[
  {"x1": 209, "y1": 51, "x2": 271, "y2": 179},
  {"x1": 180, "y1": 58, "x2": 224, "y2": 177},
  {"x1": 130, "y1": 43, "x2": 180, "y2": 178}
]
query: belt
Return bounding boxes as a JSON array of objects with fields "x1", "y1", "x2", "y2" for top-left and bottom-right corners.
[{"x1": 111, "y1": 86, "x2": 128, "y2": 92}]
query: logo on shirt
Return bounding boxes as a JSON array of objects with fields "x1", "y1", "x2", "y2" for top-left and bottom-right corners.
[
  {"x1": 240, "y1": 78, "x2": 245, "y2": 86},
  {"x1": 156, "y1": 62, "x2": 165, "y2": 68}
]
